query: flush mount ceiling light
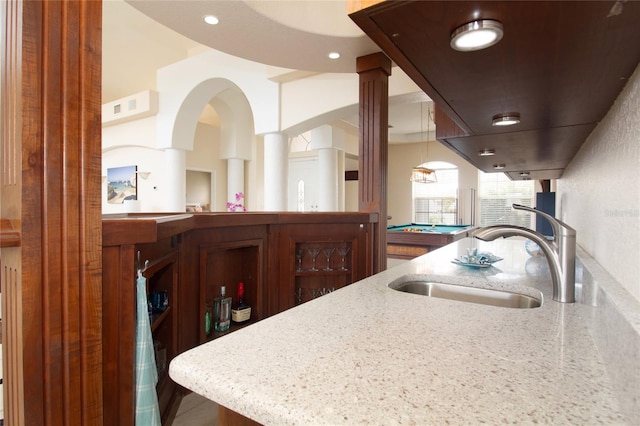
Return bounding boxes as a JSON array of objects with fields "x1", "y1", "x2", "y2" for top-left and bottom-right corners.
[
  {"x1": 520, "y1": 171, "x2": 530, "y2": 177},
  {"x1": 203, "y1": 15, "x2": 219, "y2": 25},
  {"x1": 492, "y1": 113, "x2": 521, "y2": 127},
  {"x1": 479, "y1": 148, "x2": 495, "y2": 156},
  {"x1": 328, "y1": 52, "x2": 341, "y2": 59},
  {"x1": 493, "y1": 164, "x2": 506, "y2": 170},
  {"x1": 450, "y1": 19, "x2": 503, "y2": 51}
]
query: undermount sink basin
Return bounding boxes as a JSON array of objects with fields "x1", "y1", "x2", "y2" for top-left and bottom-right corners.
[{"x1": 390, "y1": 281, "x2": 542, "y2": 309}]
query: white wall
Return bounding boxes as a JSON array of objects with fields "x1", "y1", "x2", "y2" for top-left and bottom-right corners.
[
  {"x1": 558, "y1": 64, "x2": 640, "y2": 302},
  {"x1": 102, "y1": 146, "x2": 165, "y2": 213},
  {"x1": 103, "y1": 119, "x2": 227, "y2": 212},
  {"x1": 288, "y1": 157, "x2": 319, "y2": 211}
]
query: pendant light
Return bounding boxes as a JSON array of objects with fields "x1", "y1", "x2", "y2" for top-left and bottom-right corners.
[{"x1": 410, "y1": 102, "x2": 437, "y2": 184}]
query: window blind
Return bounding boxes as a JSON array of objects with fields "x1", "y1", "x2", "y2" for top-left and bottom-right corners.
[
  {"x1": 413, "y1": 165, "x2": 458, "y2": 224},
  {"x1": 478, "y1": 172, "x2": 535, "y2": 227}
]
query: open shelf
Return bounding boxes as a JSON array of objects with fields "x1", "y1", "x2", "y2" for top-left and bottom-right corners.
[{"x1": 199, "y1": 239, "x2": 264, "y2": 343}]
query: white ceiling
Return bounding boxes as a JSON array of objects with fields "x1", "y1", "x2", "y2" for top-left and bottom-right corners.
[{"x1": 102, "y1": 0, "x2": 430, "y2": 141}]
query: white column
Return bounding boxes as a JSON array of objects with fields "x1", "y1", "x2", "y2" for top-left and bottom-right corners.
[
  {"x1": 317, "y1": 148, "x2": 339, "y2": 211},
  {"x1": 227, "y1": 157, "x2": 245, "y2": 211},
  {"x1": 164, "y1": 148, "x2": 186, "y2": 212},
  {"x1": 311, "y1": 125, "x2": 344, "y2": 212},
  {"x1": 263, "y1": 132, "x2": 288, "y2": 211}
]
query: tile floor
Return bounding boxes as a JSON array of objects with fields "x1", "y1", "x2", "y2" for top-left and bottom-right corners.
[{"x1": 171, "y1": 392, "x2": 218, "y2": 425}]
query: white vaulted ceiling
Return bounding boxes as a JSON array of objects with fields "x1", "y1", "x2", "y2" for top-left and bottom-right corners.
[{"x1": 102, "y1": 0, "x2": 428, "y2": 141}]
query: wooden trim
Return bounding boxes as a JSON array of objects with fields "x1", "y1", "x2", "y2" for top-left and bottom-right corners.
[
  {"x1": 1, "y1": 1, "x2": 25, "y2": 422},
  {"x1": 346, "y1": 0, "x2": 386, "y2": 15},
  {"x1": 0, "y1": 219, "x2": 20, "y2": 247},
  {"x1": 1, "y1": 0, "x2": 104, "y2": 423},
  {"x1": 434, "y1": 103, "x2": 468, "y2": 140},
  {"x1": 356, "y1": 52, "x2": 391, "y2": 273}
]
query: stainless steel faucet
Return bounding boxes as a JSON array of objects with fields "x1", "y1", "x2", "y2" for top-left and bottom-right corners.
[{"x1": 473, "y1": 204, "x2": 576, "y2": 303}]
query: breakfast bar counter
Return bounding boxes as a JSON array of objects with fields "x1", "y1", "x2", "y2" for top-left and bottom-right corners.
[{"x1": 170, "y1": 238, "x2": 639, "y2": 424}]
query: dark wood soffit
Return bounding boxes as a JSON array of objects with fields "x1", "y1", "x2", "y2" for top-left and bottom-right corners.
[
  {"x1": 352, "y1": 1, "x2": 640, "y2": 135},
  {"x1": 351, "y1": 1, "x2": 640, "y2": 176},
  {"x1": 441, "y1": 123, "x2": 596, "y2": 174}
]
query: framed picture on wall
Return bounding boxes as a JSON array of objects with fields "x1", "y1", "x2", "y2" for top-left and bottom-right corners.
[{"x1": 107, "y1": 165, "x2": 138, "y2": 204}]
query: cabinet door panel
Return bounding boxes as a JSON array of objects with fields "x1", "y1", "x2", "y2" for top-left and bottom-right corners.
[{"x1": 277, "y1": 223, "x2": 371, "y2": 312}]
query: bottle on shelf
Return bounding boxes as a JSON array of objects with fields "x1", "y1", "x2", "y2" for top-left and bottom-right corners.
[
  {"x1": 214, "y1": 286, "x2": 232, "y2": 332},
  {"x1": 205, "y1": 302, "x2": 213, "y2": 337},
  {"x1": 231, "y1": 282, "x2": 251, "y2": 324}
]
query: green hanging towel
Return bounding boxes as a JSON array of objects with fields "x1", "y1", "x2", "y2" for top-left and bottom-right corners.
[{"x1": 135, "y1": 273, "x2": 161, "y2": 425}]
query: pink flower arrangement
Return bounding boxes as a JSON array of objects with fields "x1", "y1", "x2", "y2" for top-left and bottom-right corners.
[{"x1": 226, "y1": 192, "x2": 246, "y2": 212}]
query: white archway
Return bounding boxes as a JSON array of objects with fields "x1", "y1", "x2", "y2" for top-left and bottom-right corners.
[{"x1": 162, "y1": 78, "x2": 256, "y2": 211}]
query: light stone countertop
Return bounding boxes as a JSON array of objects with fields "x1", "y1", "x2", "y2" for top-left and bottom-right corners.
[{"x1": 170, "y1": 238, "x2": 631, "y2": 425}]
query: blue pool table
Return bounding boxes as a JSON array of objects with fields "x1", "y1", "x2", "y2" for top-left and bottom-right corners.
[{"x1": 387, "y1": 223, "x2": 476, "y2": 259}]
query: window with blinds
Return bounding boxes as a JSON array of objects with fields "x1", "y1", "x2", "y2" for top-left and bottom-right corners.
[
  {"x1": 413, "y1": 162, "x2": 458, "y2": 225},
  {"x1": 478, "y1": 171, "x2": 535, "y2": 227}
]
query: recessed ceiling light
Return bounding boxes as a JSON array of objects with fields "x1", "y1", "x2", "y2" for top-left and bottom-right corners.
[
  {"x1": 478, "y1": 149, "x2": 495, "y2": 156},
  {"x1": 492, "y1": 113, "x2": 520, "y2": 126},
  {"x1": 450, "y1": 19, "x2": 503, "y2": 52},
  {"x1": 203, "y1": 15, "x2": 219, "y2": 25},
  {"x1": 328, "y1": 52, "x2": 341, "y2": 60},
  {"x1": 493, "y1": 164, "x2": 506, "y2": 170}
]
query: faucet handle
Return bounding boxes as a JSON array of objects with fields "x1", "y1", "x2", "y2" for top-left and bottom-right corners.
[{"x1": 512, "y1": 204, "x2": 576, "y2": 236}]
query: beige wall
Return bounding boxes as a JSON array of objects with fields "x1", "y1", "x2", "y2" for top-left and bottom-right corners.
[
  {"x1": 186, "y1": 122, "x2": 228, "y2": 211},
  {"x1": 388, "y1": 140, "x2": 478, "y2": 225}
]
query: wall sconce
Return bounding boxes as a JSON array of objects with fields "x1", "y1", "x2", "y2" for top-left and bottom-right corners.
[{"x1": 136, "y1": 171, "x2": 151, "y2": 179}]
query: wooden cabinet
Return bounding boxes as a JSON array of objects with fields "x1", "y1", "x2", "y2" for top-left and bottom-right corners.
[
  {"x1": 102, "y1": 215, "x2": 193, "y2": 426},
  {"x1": 140, "y1": 248, "x2": 180, "y2": 420},
  {"x1": 273, "y1": 220, "x2": 373, "y2": 312},
  {"x1": 102, "y1": 212, "x2": 377, "y2": 425}
]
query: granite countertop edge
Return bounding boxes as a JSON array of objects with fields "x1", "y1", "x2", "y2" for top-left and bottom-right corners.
[{"x1": 170, "y1": 237, "x2": 636, "y2": 425}]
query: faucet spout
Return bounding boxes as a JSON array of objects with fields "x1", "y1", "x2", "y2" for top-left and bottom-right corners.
[{"x1": 473, "y1": 205, "x2": 576, "y2": 303}]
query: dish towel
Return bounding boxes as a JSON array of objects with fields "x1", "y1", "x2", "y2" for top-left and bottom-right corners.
[{"x1": 135, "y1": 273, "x2": 161, "y2": 425}]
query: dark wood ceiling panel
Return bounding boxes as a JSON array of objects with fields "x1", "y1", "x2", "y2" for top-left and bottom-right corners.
[
  {"x1": 441, "y1": 124, "x2": 595, "y2": 173},
  {"x1": 351, "y1": 1, "x2": 640, "y2": 179}
]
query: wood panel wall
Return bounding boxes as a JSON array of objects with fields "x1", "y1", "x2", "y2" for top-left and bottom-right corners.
[{"x1": 1, "y1": 1, "x2": 103, "y2": 424}]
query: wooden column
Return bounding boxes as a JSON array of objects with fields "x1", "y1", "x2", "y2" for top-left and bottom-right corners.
[
  {"x1": 1, "y1": 0, "x2": 103, "y2": 424},
  {"x1": 356, "y1": 53, "x2": 391, "y2": 273}
]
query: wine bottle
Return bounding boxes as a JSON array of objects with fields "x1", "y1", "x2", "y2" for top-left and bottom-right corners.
[
  {"x1": 214, "y1": 286, "x2": 231, "y2": 332},
  {"x1": 231, "y1": 282, "x2": 251, "y2": 324}
]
